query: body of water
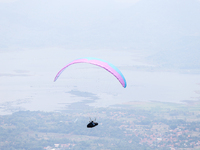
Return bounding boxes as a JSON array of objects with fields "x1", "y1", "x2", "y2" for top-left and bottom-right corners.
[{"x1": 0, "y1": 48, "x2": 200, "y2": 114}]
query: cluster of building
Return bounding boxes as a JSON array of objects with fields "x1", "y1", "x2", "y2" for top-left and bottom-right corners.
[
  {"x1": 43, "y1": 109, "x2": 200, "y2": 149},
  {"x1": 44, "y1": 143, "x2": 76, "y2": 150},
  {"x1": 121, "y1": 121, "x2": 200, "y2": 149}
]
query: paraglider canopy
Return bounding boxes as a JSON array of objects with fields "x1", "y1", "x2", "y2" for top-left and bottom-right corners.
[{"x1": 54, "y1": 57, "x2": 127, "y2": 88}]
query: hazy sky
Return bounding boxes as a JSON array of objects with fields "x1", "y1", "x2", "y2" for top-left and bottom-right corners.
[
  {"x1": 0, "y1": 0, "x2": 140, "y2": 3},
  {"x1": 1, "y1": 0, "x2": 200, "y2": 69},
  {"x1": 1, "y1": 0, "x2": 199, "y2": 50}
]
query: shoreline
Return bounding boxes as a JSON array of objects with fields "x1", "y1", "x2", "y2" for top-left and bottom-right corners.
[{"x1": 1, "y1": 99, "x2": 200, "y2": 116}]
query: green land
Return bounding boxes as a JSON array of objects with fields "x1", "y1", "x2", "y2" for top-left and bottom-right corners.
[{"x1": 1, "y1": 100, "x2": 200, "y2": 150}]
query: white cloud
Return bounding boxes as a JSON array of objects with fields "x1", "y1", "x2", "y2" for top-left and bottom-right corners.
[
  {"x1": 113, "y1": 0, "x2": 140, "y2": 4},
  {"x1": 0, "y1": 0, "x2": 18, "y2": 3}
]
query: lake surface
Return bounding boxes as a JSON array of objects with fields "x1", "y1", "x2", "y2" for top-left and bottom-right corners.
[{"x1": 0, "y1": 48, "x2": 200, "y2": 114}]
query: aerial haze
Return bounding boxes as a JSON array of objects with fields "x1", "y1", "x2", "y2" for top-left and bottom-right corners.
[{"x1": 0, "y1": 0, "x2": 200, "y2": 114}]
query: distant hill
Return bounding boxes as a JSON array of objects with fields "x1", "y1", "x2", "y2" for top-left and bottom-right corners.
[
  {"x1": 0, "y1": 0, "x2": 199, "y2": 49},
  {"x1": 0, "y1": 0, "x2": 200, "y2": 70}
]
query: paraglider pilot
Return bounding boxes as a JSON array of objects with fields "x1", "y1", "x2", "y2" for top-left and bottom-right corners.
[{"x1": 87, "y1": 118, "x2": 98, "y2": 128}]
